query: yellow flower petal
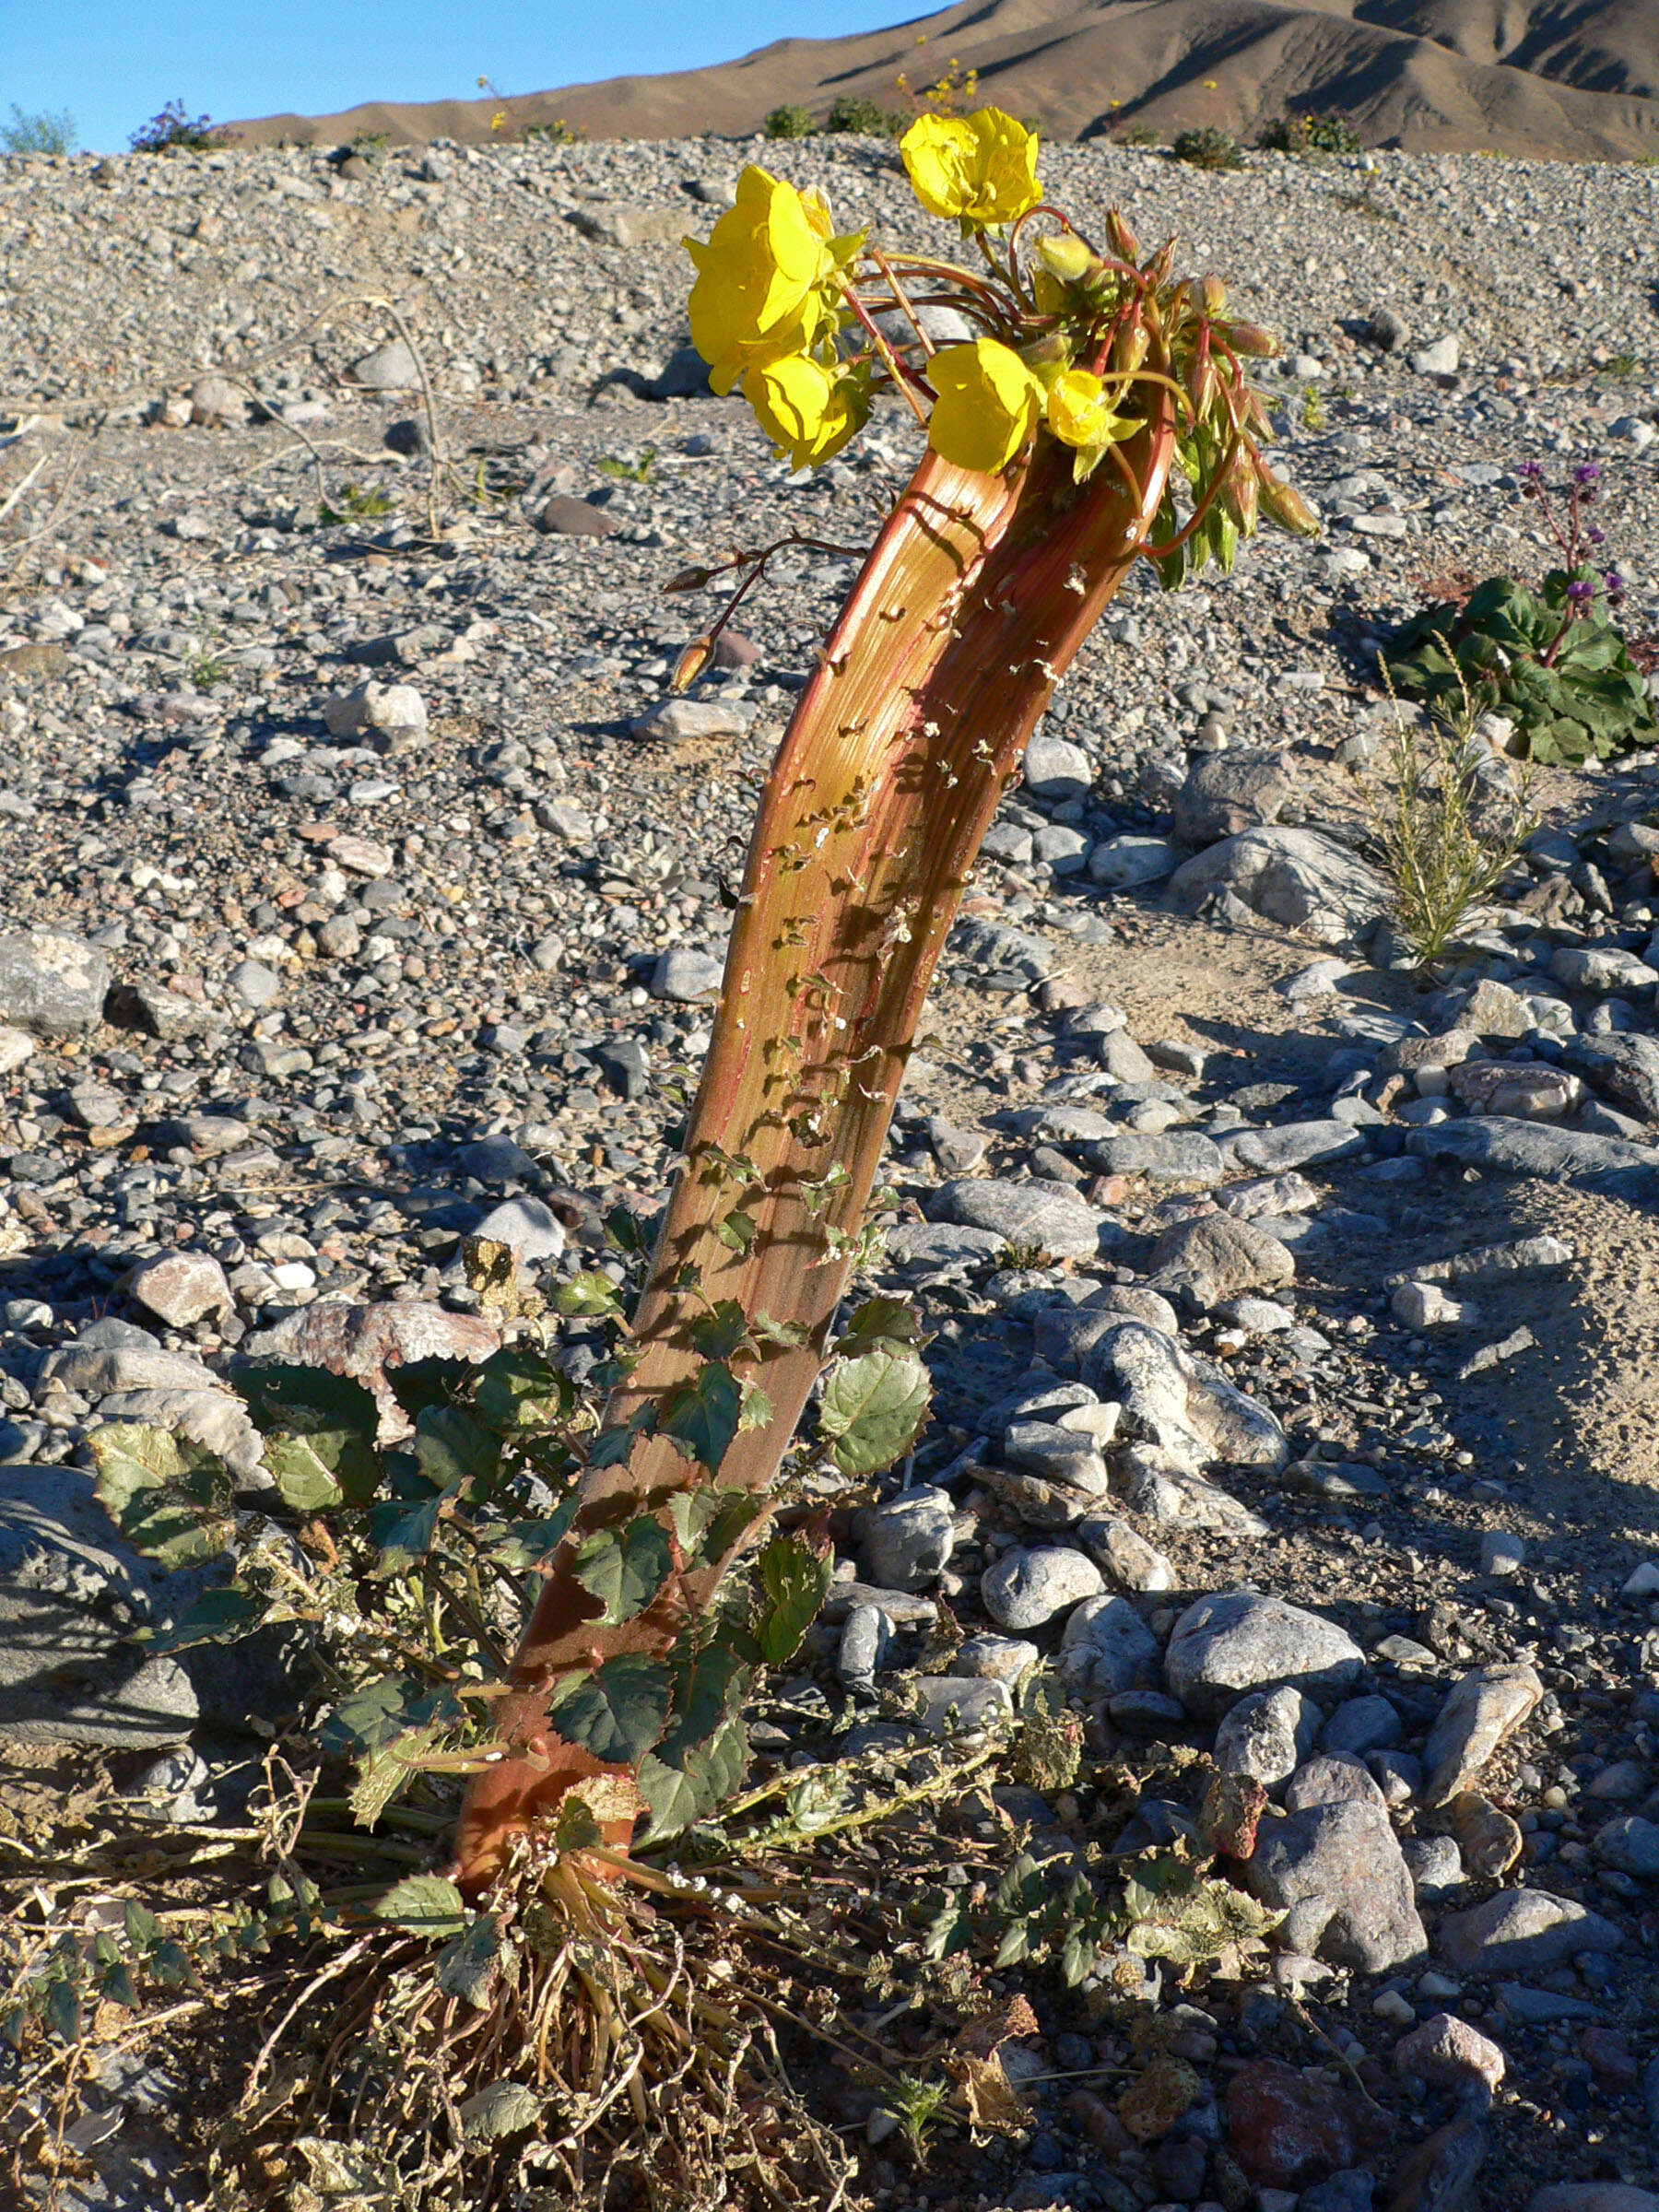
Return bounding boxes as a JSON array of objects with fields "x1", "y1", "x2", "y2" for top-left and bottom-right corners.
[
  {"x1": 926, "y1": 339, "x2": 1042, "y2": 475},
  {"x1": 744, "y1": 354, "x2": 867, "y2": 472},
  {"x1": 685, "y1": 166, "x2": 834, "y2": 371},
  {"x1": 900, "y1": 108, "x2": 1041, "y2": 229}
]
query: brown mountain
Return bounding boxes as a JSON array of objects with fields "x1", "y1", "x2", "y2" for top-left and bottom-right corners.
[{"x1": 234, "y1": 0, "x2": 1659, "y2": 162}]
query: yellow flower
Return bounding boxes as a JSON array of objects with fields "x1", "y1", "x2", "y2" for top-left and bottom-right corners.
[
  {"x1": 1044, "y1": 367, "x2": 1144, "y2": 478},
  {"x1": 686, "y1": 166, "x2": 834, "y2": 388},
  {"x1": 926, "y1": 340, "x2": 1042, "y2": 474},
  {"x1": 743, "y1": 353, "x2": 867, "y2": 472},
  {"x1": 900, "y1": 108, "x2": 1041, "y2": 229}
]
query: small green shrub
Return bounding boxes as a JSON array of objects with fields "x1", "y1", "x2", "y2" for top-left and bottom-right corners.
[
  {"x1": 524, "y1": 116, "x2": 583, "y2": 145},
  {"x1": 1123, "y1": 122, "x2": 1160, "y2": 147},
  {"x1": 763, "y1": 103, "x2": 816, "y2": 140},
  {"x1": 1171, "y1": 126, "x2": 1243, "y2": 172},
  {"x1": 823, "y1": 95, "x2": 904, "y2": 137},
  {"x1": 1258, "y1": 110, "x2": 1362, "y2": 156},
  {"x1": 338, "y1": 129, "x2": 390, "y2": 169},
  {"x1": 1, "y1": 104, "x2": 76, "y2": 157},
  {"x1": 129, "y1": 100, "x2": 235, "y2": 155}
]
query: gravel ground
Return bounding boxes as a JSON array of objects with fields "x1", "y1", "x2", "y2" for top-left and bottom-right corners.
[{"x1": 5, "y1": 128, "x2": 1659, "y2": 2212}]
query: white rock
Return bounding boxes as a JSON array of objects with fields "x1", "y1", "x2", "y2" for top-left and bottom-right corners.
[{"x1": 1392, "y1": 1281, "x2": 1478, "y2": 1329}]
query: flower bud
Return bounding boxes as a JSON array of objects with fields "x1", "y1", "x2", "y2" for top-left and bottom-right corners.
[
  {"x1": 1201, "y1": 273, "x2": 1227, "y2": 316},
  {"x1": 1258, "y1": 473, "x2": 1320, "y2": 538},
  {"x1": 1036, "y1": 230, "x2": 1094, "y2": 284},
  {"x1": 664, "y1": 565, "x2": 715, "y2": 594},
  {"x1": 1104, "y1": 210, "x2": 1139, "y2": 263},
  {"x1": 1224, "y1": 323, "x2": 1277, "y2": 357},
  {"x1": 670, "y1": 638, "x2": 714, "y2": 693}
]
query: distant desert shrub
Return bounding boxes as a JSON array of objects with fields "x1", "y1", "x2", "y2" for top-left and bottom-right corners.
[
  {"x1": 823, "y1": 95, "x2": 904, "y2": 138},
  {"x1": 1258, "y1": 110, "x2": 1363, "y2": 156},
  {"x1": 1, "y1": 105, "x2": 76, "y2": 157},
  {"x1": 1171, "y1": 126, "x2": 1243, "y2": 171},
  {"x1": 763, "y1": 104, "x2": 816, "y2": 141},
  {"x1": 130, "y1": 100, "x2": 236, "y2": 155}
]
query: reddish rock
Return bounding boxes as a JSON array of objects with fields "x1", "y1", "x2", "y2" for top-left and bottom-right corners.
[
  {"x1": 242, "y1": 1300, "x2": 500, "y2": 1435},
  {"x1": 1579, "y1": 2025, "x2": 1640, "y2": 2088},
  {"x1": 1394, "y1": 2013, "x2": 1506, "y2": 2096},
  {"x1": 1226, "y1": 2059, "x2": 1391, "y2": 2189},
  {"x1": 1386, "y1": 2112, "x2": 1487, "y2": 2212}
]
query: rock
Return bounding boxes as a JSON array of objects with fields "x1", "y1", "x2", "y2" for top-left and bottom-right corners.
[
  {"x1": 229, "y1": 958, "x2": 282, "y2": 1007},
  {"x1": 1321, "y1": 1695, "x2": 1403, "y2": 1759},
  {"x1": 325, "y1": 834, "x2": 394, "y2": 879},
  {"x1": 857, "y1": 1487, "x2": 955, "y2": 1593},
  {"x1": 1248, "y1": 1797, "x2": 1427, "y2": 1971},
  {"x1": 1406, "y1": 1118, "x2": 1654, "y2": 1179},
  {"x1": 567, "y1": 199, "x2": 687, "y2": 248},
  {"x1": 955, "y1": 1633, "x2": 1039, "y2": 1683},
  {"x1": 884, "y1": 1222, "x2": 1006, "y2": 1269},
  {"x1": 1168, "y1": 829, "x2": 1389, "y2": 946},
  {"x1": 1592, "y1": 1814, "x2": 1659, "y2": 1879},
  {"x1": 1387, "y1": 2114, "x2": 1488, "y2": 2212},
  {"x1": 1023, "y1": 731, "x2": 1092, "y2": 800},
  {"x1": 634, "y1": 697, "x2": 751, "y2": 741},
  {"x1": 1448, "y1": 1792, "x2": 1524, "y2": 1877},
  {"x1": 929, "y1": 1178, "x2": 1107, "y2": 1262},
  {"x1": 1365, "y1": 304, "x2": 1409, "y2": 350},
  {"x1": 0, "y1": 1023, "x2": 36, "y2": 1071},
  {"x1": 838, "y1": 1604, "x2": 893, "y2": 1687},
  {"x1": 1302, "y1": 2174, "x2": 1377, "y2": 2212},
  {"x1": 1214, "y1": 1685, "x2": 1320, "y2": 1787},
  {"x1": 1220, "y1": 1120, "x2": 1367, "y2": 1172},
  {"x1": 1392, "y1": 1281, "x2": 1478, "y2": 1330},
  {"x1": 106, "y1": 980, "x2": 225, "y2": 1043},
  {"x1": 1148, "y1": 1214, "x2": 1295, "y2": 1309},
  {"x1": 1088, "y1": 834, "x2": 1179, "y2": 888},
  {"x1": 1421, "y1": 1663, "x2": 1543, "y2": 1806},
  {"x1": 1091, "y1": 1130, "x2": 1226, "y2": 1183},
  {"x1": 470, "y1": 1197, "x2": 567, "y2": 1263},
  {"x1": 1077, "y1": 1512, "x2": 1176, "y2": 1592},
  {"x1": 535, "y1": 492, "x2": 620, "y2": 537},
  {"x1": 1001, "y1": 1420, "x2": 1109, "y2": 1493},
  {"x1": 188, "y1": 373, "x2": 245, "y2": 425},
  {"x1": 982, "y1": 1545, "x2": 1104, "y2": 1631},
  {"x1": 1411, "y1": 335, "x2": 1461, "y2": 375},
  {"x1": 1086, "y1": 1323, "x2": 1288, "y2": 1477},
  {"x1": 351, "y1": 339, "x2": 420, "y2": 390},
  {"x1": 1098, "y1": 1029, "x2": 1158, "y2": 1083},
  {"x1": 323, "y1": 679, "x2": 428, "y2": 747},
  {"x1": 913, "y1": 1675, "x2": 1013, "y2": 1735},
  {"x1": 1224, "y1": 2059, "x2": 1389, "y2": 2190},
  {"x1": 241, "y1": 1301, "x2": 499, "y2": 1438},
  {"x1": 1058, "y1": 1592, "x2": 1161, "y2": 1693},
  {"x1": 1165, "y1": 1591, "x2": 1364, "y2": 1719},
  {"x1": 1549, "y1": 945, "x2": 1656, "y2": 993},
  {"x1": 1284, "y1": 1751, "x2": 1385, "y2": 1809},
  {"x1": 1447, "y1": 1061, "x2": 1581, "y2": 1120},
  {"x1": 1478, "y1": 1531, "x2": 1524, "y2": 1577},
  {"x1": 1438, "y1": 1888, "x2": 1623, "y2": 1974},
  {"x1": 126, "y1": 1253, "x2": 233, "y2": 1327},
  {"x1": 649, "y1": 947, "x2": 724, "y2": 1001},
  {"x1": 0, "y1": 929, "x2": 109, "y2": 1036},
  {"x1": 1394, "y1": 2013, "x2": 1506, "y2": 2095},
  {"x1": 1173, "y1": 750, "x2": 1295, "y2": 845},
  {"x1": 1571, "y1": 1033, "x2": 1659, "y2": 1124}
]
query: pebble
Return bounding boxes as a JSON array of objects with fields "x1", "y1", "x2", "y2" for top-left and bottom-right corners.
[
  {"x1": 1421, "y1": 1663, "x2": 1544, "y2": 1806},
  {"x1": 856, "y1": 1487, "x2": 956, "y2": 1593},
  {"x1": 982, "y1": 1545, "x2": 1104, "y2": 1631},
  {"x1": 1164, "y1": 1590, "x2": 1365, "y2": 1719}
]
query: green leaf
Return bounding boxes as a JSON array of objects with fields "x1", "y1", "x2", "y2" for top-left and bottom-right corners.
[
  {"x1": 714, "y1": 1208, "x2": 758, "y2": 1253},
  {"x1": 374, "y1": 1875, "x2": 467, "y2": 1937},
  {"x1": 414, "y1": 1404, "x2": 501, "y2": 1491},
  {"x1": 45, "y1": 1980, "x2": 81, "y2": 2042},
  {"x1": 458, "y1": 2080, "x2": 540, "y2": 2139},
  {"x1": 383, "y1": 1357, "x2": 474, "y2": 1423},
  {"x1": 322, "y1": 1677, "x2": 416, "y2": 1759},
  {"x1": 138, "y1": 1585, "x2": 269, "y2": 1653},
  {"x1": 818, "y1": 1349, "x2": 931, "y2": 1476},
  {"x1": 587, "y1": 1403, "x2": 656, "y2": 1471},
  {"x1": 754, "y1": 1533, "x2": 831, "y2": 1666},
  {"x1": 604, "y1": 1205, "x2": 653, "y2": 1254},
  {"x1": 232, "y1": 1362, "x2": 381, "y2": 1503},
  {"x1": 548, "y1": 1654, "x2": 672, "y2": 1767},
  {"x1": 555, "y1": 1270, "x2": 625, "y2": 1317},
  {"x1": 835, "y1": 1296, "x2": 927, "y2": 1353},
  {"x1": 349, "y1": 1723, "x2": 443, "y2": 1827},
  {"x1": 473, "y1": 1345, "x2": 571, "y2": 1433},
  {"x1": 489, "y1": 1498, "x2": 580, "y2": 1571},
  {"x1": 661, "y1": 1641, "x2": 752, "y2": 1763},
  {"x1": 667, "y1": 1487, "x2": 762, "y2": 1567},
  {"x1": 436, "y1": 1912, "x2": 507, "y2": 2006},
  {"x1": 100, "y1": 1960, "x2": 138, "y2": 2010},
  {"x1": 637, "y1": 1712, "x2": 748, "y2": 1842},
  {"x1": 124, "y1": 1900, "x2": 160, "y2": 1954},
  {"x1": 658, "y1": 1362, "x2": 742, "y2": 1472},
  {"x1": 367, "y1": 1491, "x2": 446, "y2": 1574},
  {"x1": 573, "y1": 1516, "x2": 674, "y2": 1624},
  {"x1": 263, "y1": 1433, "x2": 344, "y2": 1513},
  {"x1": 89, "y1": 1423, "x2": 233, "y2": 1570},
  {"x1": 687, "y1": 1300, "x2": 757, "y2": 1361}
]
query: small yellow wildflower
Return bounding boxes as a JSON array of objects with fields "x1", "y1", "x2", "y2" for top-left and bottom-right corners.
[
  {"x1": 1044, "y1": 368, "x2": 1144, "y2": 481},
  {"x1": 686, "y1": 166, "x2": 835, "y2": 388},
  {"x1": 900, "y1": 108, "x2": 1041, "y2": 229},
  {"x1": 926, "y1": 339, "x2": 1042, "y2": 474},
  {"x1": 744, "y1": 354, "x2": 867, "y2": 472}
]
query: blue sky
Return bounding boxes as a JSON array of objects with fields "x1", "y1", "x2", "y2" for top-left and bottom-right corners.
[{"x1": 4, "y1": 2, "x2": 913, "y2": 154}]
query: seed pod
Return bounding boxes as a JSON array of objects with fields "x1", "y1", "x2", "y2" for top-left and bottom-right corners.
[
  {"x1": 1201, "y1": 273, "x2": 1227, "y2": 316},
  {"x1": 1104, "y1": 209, "x2": 1139, "y2": 263},
  {"x1": 1037, "y1": 230, "x2": 1094, "y2": 283},
  {"x1": 1223, "y1": 322, "x2": 1277, "y2": 358},
  {"x1": 670, "y1": 636, "x2": 714, "y2": 693},
  {"x1": 1258, "y1": 473, "x2": 1320, "y2": 537},
  {"x1": 664, "y1": 564, "x2": 715, "y2": 594}
]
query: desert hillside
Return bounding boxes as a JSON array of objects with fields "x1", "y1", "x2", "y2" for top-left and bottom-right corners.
[{"x1": 230, "y1": 0, "x2": 1659, "y2": 160}]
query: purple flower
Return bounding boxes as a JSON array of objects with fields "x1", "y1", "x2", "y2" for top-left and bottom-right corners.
[
  {"x1": 1586, "y1": 524, "x2": 1606, "y2": 547},
  {"x1": 1605, "y1": 570, "x2": 1626, "y2": 601},
  {"x1": 1519, "y1": 459, "x2": 1544, "y2": 481},
  {"x1": 1573, "y1": 463, "x2": 1602, "y2": 486},
  {"x1": 1566, "y1": 578, "x2": 1594, "y2": 605}
]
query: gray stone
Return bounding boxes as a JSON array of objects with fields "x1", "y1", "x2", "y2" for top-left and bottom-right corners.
[
  {"x1": 1001, "y1": 1420, "x2": 1110, "y2": 1493},
  {"x1": 1550, "y1": 946, "x2": 1656, "y2": 994},
  {"x1": 1165, "y1": 1590, "x2": 1365, "y2": 1719},
  {"x1": 650, "y1": 947, "x2": 724, "y2": 1002},
  {"x1": 1530, "y1": 2193, "x2": 1659, "y2": 2212},
  {"x1": 188, "y1": 373, "x2": 245, "y2": 425},
  {"x1": 1088, "y1": 834, "x2": 1179, "y2": 888},
  {"x1": 982, "y1": 1545, "x2": 1103, "y2": 1631},
  {"x1": 1284, "y1": 1751, "x2": 1385, "y2": 1809},
  {"x1": 1168, "y1": 828, "x2": 1389, "y2": 945},
  {"x1": 1321, "y1": 1695, "x2": 1402, "y2": 1759},
  {"x1": 1247, "y1": 1798, "x2": 1428, "y2": 1971},
  {"x1": 838, "y1": 1604, "x2": 894, "y2": 1687},
  {"x1": 1098, "y1": 1029, "x2": 1158, "y2": 1084},
  {"x1": 126, "y1": 1253, "x2": 233, "y2": 1327},
  {"x1": 351, "y1": 339, "x2": 420, "y2": 390},
  {"x1": 883, "y1": 1222, "x2": 1006, "y2": 1270},
  {"x1": 1147, "y1": 1214, "x2": 1295, "y2": 1309},
  {"x1": 535, "y1": 492, "x2": 620, "y2": 537},
  {"x1": 1077, "y1": 1512, "x2": 1176, "y2": 1592},
  {"x1": 857, "y1": 1486, "x2": 955, "y2": 1593},
  {"x1": 1406, "y1": 1117, "x2": 1654, "y2": 1179},
  {"x1": 1058, "y1": 1592, "x2": 1162, "y2": 1695},
  {"x1": 1221, "y1": 1119, "x2": 1367, "y2": 1172},
  {"x1": 1438, "y1": 1888, "x2": 1623, "y2": 1974},
  {"x1": 1213, "y1": 1685, "x2": 1319, "y2": 1787},
  {"x1": 1023, "y1": 732, "x2": 1092, "y2": 800},
  {"x1": 1173, "y1": 750, "x2": 1295, "y2": 845},
  {"x1": 1593, "y1": 1815, "x2": 1659, "y2": 1879},
  {"x1": 1088, "y1": 1130, "x2": 1225, "y2": 1184},
  {"x1": 929, "y1": 1179, "x2": 1107, "y2": 1263},
  {"x1": 567, "y1": 199, "x2": 687, "y2": 249},
  {"x1": 229, "y1": 958, "x2": 281, "y2": 1007},
  {"x1": 324, "y1": 680, "x2": 428, "y2": 744},
  {"x1": 1571, "y1": 1033, "x2": 1659, "y2": 1124},
  {"x1": 913, "y1": 1675, "x2": 1013, "y2": 1735},
  {"x1": 955, "y1": 1633, "x2": 1039, "y2": 1683},
  {"x1": 1404, "y1": 1833, "x2": 1465, "y2": 1900},
  {"x1": 471, "y1": 1197, "x2": 567, "y2": 1263},
  {"x1": 0, "y1": 929, "x2": 109, "y2": 1036},
  {"x1": 1422, "y1": 1663, "x2": 1544, "y2": 1806},
  {"x1": 1086, "y1": 1323, "x2": 1289, "y2": 1478},
  {"x1": 1411, "y1": 335, "x2": 1461, "y2": 375}
]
